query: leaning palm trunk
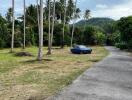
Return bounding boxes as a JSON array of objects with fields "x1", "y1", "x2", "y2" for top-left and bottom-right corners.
[
  {"x1": 61, "y1": 0, "x2": 67, "y2": 48},
  {"x1": 23, "y1": 0, "x2": 26, "y2": 49},
  {"x1": 51, "y1": 0, "x2": 56, "y2": 48},
  {"x1": 37, "y1": 0, "x2": 43, "y2": 61},
  {"x1": 11, "y1": 0, "x2": 15, "y2": 53},
  {"x1": 47, "y1": 0, "x2": 51, "y2": 54},
  {"x1": 71, "y1": 0, "x2": 77, "y2": 47}
]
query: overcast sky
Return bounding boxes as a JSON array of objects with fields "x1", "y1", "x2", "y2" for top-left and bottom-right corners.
[{"x1": 0, "y1": 0, "x2": 132, "y2": 20}]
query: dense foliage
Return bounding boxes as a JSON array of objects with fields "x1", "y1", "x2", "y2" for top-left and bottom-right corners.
[
  {"x1": 0, "y1": 3, "x2": 107, "y2": 49},
  {"x1": 117, "y1": 16, "x2": 132, "y2": 49},
  {"x1": 0, "y1": 15, "x2": 10, "y2": 48},
  {"x1": 0, "y1": 1, "x2": 132, "y2": 50}
]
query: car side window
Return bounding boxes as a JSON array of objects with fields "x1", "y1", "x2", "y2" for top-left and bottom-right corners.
[{"x1": 75, "y1": 46, "x2": 79, "y2": 49}]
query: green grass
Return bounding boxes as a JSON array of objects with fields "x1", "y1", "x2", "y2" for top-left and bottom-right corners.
[{"x1": 0, "y1": 46, "x2": 109, "y2": 100}]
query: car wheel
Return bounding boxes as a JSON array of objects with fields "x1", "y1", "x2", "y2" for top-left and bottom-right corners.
[{"x1": 80, "y1": 51, "x2": 83, "y2": 54}]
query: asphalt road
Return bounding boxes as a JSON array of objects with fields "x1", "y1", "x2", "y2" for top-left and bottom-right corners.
[{"x1": 48, "y1": 46, "x2": 132, "y2": 100}]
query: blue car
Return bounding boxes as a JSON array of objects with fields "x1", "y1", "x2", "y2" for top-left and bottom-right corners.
[{"x1": 71, "y1": 45, "x2": 92, "y2": 54}]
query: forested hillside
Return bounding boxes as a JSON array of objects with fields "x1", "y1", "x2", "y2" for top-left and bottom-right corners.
[
  {"x1": 76, "y1": 17, "x2": 116, "y2": 33},
  {"x1": 76, "y1": 17, "x2": 115, "y2": 27}
]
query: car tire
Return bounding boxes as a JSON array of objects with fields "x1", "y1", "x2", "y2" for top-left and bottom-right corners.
[{"x1": 80, "y1": 51, "x2": 83, "y2": 54}]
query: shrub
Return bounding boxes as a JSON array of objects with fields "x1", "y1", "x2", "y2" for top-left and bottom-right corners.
[
  {"x1": 128, "y1": 39, "x2": 132, "y2": 50},
  {"x1": 115, "y1": 42, "x2": 128, "y2": 50},
  {"x1": 83, "y1": 26, "x2": 97, "y2": 45},
  {"x1": 0, "y1": 38, "x2": 6, "y2": 48},
  {"x1": 106, "y1": 32, "x2": 121, "y2": 46},
  {"x1": 117, "y1": 16, "x2": 132, "y2": 42},
  {"x1": 95, "y1": 32, "x2": 106, "y2": 45}
]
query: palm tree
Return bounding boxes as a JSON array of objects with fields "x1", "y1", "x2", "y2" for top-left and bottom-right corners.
[
  {"x1": 6, "y1": 8, "x2": 12, "y2": 23},
  {"x1": 11, "y1": 0, "x2": 15, "y2": 53},
  {"x1": 23, "y1": 0, "x2": 26, "y2": 49},
  {"x1": 50, "y1": 0, "x2": 56, "y2": 49},
  {"x1": 71, "y1": 0, "x2": 77, "y2": 47},
  {"x1": 37, "y1": 0, "x2": 44, "y2": 61},
  {"x1": 11, "y1": 0, "x2": 15, "y2": 52},
  {"x1": 61, "y1": 0, "x2": 67, "y2": 48},
  {"x1": 47, "y1": 0, "x2": 51, "y2": 54},
  {"x1": 36, "y1": 0, "x2": 40, "y2": 35},
  {"x1": 84, "y1": 9, "x2": 90, "y2": 30},
  {"x1": 75, "y1": 8, "x2": 81, "y2": 18},
  {"x1": 50, "y1": 0, "x2": 56, "y2": 46}
]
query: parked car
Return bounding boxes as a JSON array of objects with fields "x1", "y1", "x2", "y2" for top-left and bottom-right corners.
[{"x1": 71, "y1": 45, "x2": 92, "y2": 54}]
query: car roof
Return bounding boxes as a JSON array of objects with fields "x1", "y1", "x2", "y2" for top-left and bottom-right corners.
[{"x1": 75, "y1": 45, "x2": 87, "y2": 48}]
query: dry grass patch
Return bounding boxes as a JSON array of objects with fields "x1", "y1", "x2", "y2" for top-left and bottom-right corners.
[{"x1": 0, "y1": 46, "x2": 108, "y2": 100}]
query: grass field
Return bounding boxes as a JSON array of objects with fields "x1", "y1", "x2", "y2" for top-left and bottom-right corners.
[{"x1": 0, "y1": 46, "x2": 108, "y2": 100}]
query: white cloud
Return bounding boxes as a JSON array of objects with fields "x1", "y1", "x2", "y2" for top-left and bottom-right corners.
[
  {"x1": 92, "y1": 0, "x2": 132, "y2": 19},
  {"x1": 96, "y1": 4, "x2": 108, "y2": 9},
  {"x1": 1, "y1": 0, "x2": 132, "y2": 20}
]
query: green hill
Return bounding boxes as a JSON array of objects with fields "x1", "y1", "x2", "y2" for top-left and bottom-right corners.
[
  {"x1": 75, "y1": 17, "x2": 116, "y2": 34},
  {"x1": 76, "y1": 17, "x2": 115, "y2": 28}
]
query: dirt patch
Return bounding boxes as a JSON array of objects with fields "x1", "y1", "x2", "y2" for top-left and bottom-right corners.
[{"x1": 15, "y1": 52, "x2": 33, "y2": 57}]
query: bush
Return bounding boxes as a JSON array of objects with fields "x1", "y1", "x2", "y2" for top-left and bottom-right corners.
[
  {"x1": 0, "y1": 38, "x2": 6, "y2": 48},
  {"x1": 128, "y1": 39, "x2": 132, "y2": 50},
  {"x1": 115, "y1": 42, "x2": 128, "y2": 50},
  {"x1": 95, "y1": 32, "x2": 106, "y2": 45},
  {"x1": 106, "y1": 32, "x2": 121, "y2": 46},
  {"x1": 117, "y1": 16, "x2": 132, "y2": 42},
  {"x1": 83, "y1": 26, "x2": 97, "y2": 45}
]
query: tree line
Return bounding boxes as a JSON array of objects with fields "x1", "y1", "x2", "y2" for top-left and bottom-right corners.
[
  {"x1": 0, "y1": 0, "x2": 90, "y2": 60},
  {"x1": 0, "y1": 0, "x2": 132, "y2": 60}
]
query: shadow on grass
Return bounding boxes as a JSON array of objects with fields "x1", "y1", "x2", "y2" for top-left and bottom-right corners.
[
  {"x1": 91, "y1": 59, "x2": 100, "y2": 62},
  {"x1": 14, "y1": 52, "x2": 34, "y2": 57},
  {"x1": 51, "y1": 47, "x2": 64, "y2": 50},
  {"x1": 22, "y1": 59, "x2": 54, "y2": 64},
  {"x1": 28, "y1": 95, "x2": 47, "y2": 100}
]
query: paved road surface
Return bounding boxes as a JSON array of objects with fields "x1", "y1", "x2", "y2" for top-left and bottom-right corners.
[{"x1": 49, "y1": 47, "x2": 132, "y2": 100}]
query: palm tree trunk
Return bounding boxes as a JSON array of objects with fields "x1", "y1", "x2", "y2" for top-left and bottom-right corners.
[
  {"x1": 71, "y1": 22, "x2": 75, "y2": 47},
  {"x1": 84, "y1": 18, "x2": 86, "y2": 30},
  {"x1": 47, "y1": 0, "x2": 51, "y2": 55},
  {"x1": 11, "y1": 0, "x2": 15, "y2": 53},
  {"x1": 51, "y1": 0, "x2": 56, "y2": 48},
  {"x1": 71, "y1": 0, "x2": 77, "y2": 47},
  {"x1": 37, "y1": 0, "x2": 43, "y2": 61},
  {"x1": 61, "y1": 0, "x2": 67, "y2": 48},
  {"x1": 37, "y1": 0, "x2": 40, "y2": 36},
  {"x1": 23, "y1": 0, "x2": 26, "y2": 49}
]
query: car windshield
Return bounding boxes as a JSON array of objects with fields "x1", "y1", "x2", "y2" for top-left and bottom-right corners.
[{"x1": 75, "y1": 45, "x2": 86, "y2": 49}]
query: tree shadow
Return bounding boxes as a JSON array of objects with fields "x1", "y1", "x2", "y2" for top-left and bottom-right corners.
[
  {"x1": 117, "y1": 57, "x2": 132, "y2": 62},
  {"x1": 22, "y1": 58, "x2": 53, "y2": 64},
  {"x1": 52, "y1": 47, "x2": 62, "y2": 50},
  {"x1": 14, "y1": 52, "x2": 34, "y2": 57}
]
